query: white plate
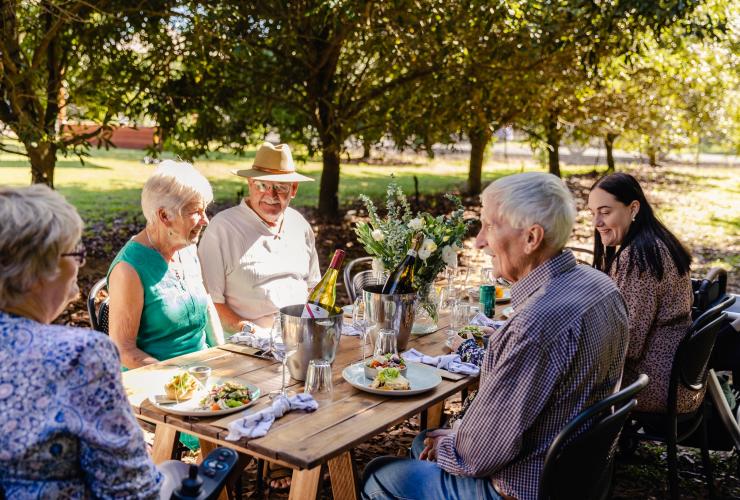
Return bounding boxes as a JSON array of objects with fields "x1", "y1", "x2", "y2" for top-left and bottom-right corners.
[
  {"x1": 342, "y1": 361, "x2": 442, "y2": 396},
  {"x1": 501, "y1": 306, "x2": 514, "y2": 318},
  {"x1": 148, "y1": 378, "x2": 261, "y2": 417}
]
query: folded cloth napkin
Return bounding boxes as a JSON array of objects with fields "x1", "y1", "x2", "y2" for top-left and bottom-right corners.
[
  {"x1": 229, "y1": 324, "x2": 273, "y2": 351},
  {"x1": 225, "y1": 393, "x2": 319, "y2": 440},
  {"x1": 342, "y1": 324, "x2": 364, "y2": 336},
  {"x1": 470, "y1": 312, "x2": 507, "y2": 330},
  {"x1": 403, "y1": 348, "x2": 480, "y2": 376}
]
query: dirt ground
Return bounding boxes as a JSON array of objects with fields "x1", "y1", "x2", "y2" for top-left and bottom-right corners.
[{"x1": 64, "y1": 164, "x2": 739, "y2": 498}]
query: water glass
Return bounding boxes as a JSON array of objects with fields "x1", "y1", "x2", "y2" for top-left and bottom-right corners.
[
  {"x1": 304, "y1": 359, "x2": 333, "y2": 402},
  {"x1": 448, "y1": 302, "x2": 480, "y2": 339},
  {"x1": 352, "y1": 296, "x2": 370, "y2": 362},
  {"x1": 374, "y1": 329, "x2": 399, "y2": 358},
  {"x1": 480, "y1": 267, "x2": 495, "y2": 285}
]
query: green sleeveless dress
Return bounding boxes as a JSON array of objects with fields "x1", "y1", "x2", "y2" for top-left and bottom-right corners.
[{"x1": 107, "y1": 241, "x2": 208, "y2": 361}]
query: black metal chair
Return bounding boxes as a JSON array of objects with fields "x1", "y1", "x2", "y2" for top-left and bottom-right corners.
[
  {"x1": 622, "y1": 298, "x2": 733, "y2": 500},
  {"x1": 87, "y1": 277, "x2": 110, "y2": 334},
  {"x1": 692, "y1": 267, "x2": 728, "y2": 321},
  {"x1": 343, "y1": 256, "x2": 382, "y2": 302},
  {"x1": 565, "y1": 246, "x2": 594, "y2": 266},
  {"x1": 539, "y1": 374, "x2": 649, "y2": 500}
]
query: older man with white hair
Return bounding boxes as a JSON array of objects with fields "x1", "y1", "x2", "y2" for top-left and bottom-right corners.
[{"x1": 362, "y1": 172, "x2": 630, "y2": 500}]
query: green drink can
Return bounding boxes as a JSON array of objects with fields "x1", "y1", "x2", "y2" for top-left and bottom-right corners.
[{"x1": 479, "y1": 285, "x2": 495, "y2": 318}]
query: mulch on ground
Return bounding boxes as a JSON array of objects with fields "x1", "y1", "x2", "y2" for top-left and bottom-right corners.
[{"x1": 64, "y1": 166, "x2": 739, "y2": 498}]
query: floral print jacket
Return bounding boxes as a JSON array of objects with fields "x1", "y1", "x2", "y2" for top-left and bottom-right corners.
[{"x1": 0, "y1": 311, "x2": 162, "y2": 499}]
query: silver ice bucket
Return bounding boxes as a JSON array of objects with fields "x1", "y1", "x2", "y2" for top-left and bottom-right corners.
[
  {"x1": 280, "y1": 304, "x2": 343, "y2": 381},
  {"x1": 362, "y1": 284, "x2": 416, "y2": 351}
]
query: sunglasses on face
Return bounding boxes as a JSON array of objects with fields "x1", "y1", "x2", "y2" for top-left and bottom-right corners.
[
  {"x1": 253, "y1": 180, "x2": 292, "y2": 195},
  {"x1": 61, "y1": 243, "x2": 87, "y2": 266}
]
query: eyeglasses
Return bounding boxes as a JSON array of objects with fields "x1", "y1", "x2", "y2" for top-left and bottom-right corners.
[
  {"x1": 253, "y1": 180, "x2": 292, "y2": 195},
  {"x1": 61, "y1": 244, "x2": 87, "y2": 266}
]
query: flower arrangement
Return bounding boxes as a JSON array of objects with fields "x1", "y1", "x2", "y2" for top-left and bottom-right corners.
[{"x1": 354, "y1": 180, "x2": 469, "y2": 319}]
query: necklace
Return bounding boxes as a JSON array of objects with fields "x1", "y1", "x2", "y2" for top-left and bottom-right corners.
[{"x1": 145, "y1": 229, "x2": 183, "y2": 280}]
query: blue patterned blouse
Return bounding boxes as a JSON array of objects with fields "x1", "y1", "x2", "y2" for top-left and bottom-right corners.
[{"x1": 0, "y1": 311, "x2": 162, "y2": 499}]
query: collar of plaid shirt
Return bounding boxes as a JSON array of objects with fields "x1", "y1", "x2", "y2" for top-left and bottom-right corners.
[{"x1": 510, "y1": 250, "x2": 577, "y2": 308}]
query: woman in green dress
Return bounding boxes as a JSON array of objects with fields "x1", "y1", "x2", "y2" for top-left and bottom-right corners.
[{"x1": 108, "y1": 160, "x2": 222, "y2": 369}]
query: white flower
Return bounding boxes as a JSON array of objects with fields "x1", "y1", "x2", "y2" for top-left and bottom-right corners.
[
  {"x1": 371, "y1": 229, "x2": 385, "y2": 241},
  {"x1": 407, "y1": 217, "x2": 425, "y2": 231},
  {"x1": 418, "y1": 238, "x2": 438, "y2": 261},
  {"x1": 441, "y1": 244, "x2": 459, "y2": 268}
]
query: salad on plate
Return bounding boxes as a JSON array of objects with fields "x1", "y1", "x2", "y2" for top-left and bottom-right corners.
[
  {"x1": 199, "y1": 381, "x2": 254, "y2": 411},
  {"x1": 370, "y1": 367, "x2": 411, "y2": 391}
]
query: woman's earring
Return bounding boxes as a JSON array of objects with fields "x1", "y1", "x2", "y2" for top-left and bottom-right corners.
[{"x1": 631, "y1": 215, "x2": 636, "y2": 222}]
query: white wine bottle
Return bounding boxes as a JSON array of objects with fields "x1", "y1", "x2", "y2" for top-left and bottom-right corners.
[
  {"x1": 381, "y1": 233, "x2": 423, "y2": 294},
  {"x1": 303, "y1": 249, "x2": 346, "y2": 319}
]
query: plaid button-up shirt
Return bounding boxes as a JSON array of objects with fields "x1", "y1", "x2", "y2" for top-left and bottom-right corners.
[{"x1": 436, "y1": 250, "x2": 629, "y2": 500}]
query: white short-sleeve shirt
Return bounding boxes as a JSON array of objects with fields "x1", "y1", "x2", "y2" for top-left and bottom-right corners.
[{"x1": 198, "y1": 200, "x2": 321, "y2": 324}]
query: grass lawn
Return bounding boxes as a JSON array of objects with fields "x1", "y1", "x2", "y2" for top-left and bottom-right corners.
[
  {"x1": 1, "y1": 146, "x2": 606, "y2": 222},
  {"x1": 1, "y1": 146, "x2": 738, "y2": 274}
]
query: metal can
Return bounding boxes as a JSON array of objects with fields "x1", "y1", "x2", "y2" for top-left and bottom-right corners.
[{"x1": 479, "y1": 284, "x2": 495, "y2": 318}]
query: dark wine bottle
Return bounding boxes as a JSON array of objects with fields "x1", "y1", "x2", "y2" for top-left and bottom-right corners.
[{"x1": 381, "y1": 233, "x2": 423, "y2": 294}]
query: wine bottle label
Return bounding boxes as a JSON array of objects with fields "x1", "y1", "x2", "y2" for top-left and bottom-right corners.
[{"x1": 301, "y1": 303, "x2": 331, "y2": 319}]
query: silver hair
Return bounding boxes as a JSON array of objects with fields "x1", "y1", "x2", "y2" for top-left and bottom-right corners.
[
  {"x1": 0, "y1": 185, "x2": 83, "y2": 308},
  {"x1": 481, "y1": 172, "x2": 576, "y2": 251},
  {"x1": 140, "y1": 160, "x2": 213, "y2": 223}
]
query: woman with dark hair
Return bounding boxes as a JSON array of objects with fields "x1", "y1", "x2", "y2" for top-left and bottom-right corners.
[{"x1": 588, "y1": 172, "x2": 695, "y2": 413}]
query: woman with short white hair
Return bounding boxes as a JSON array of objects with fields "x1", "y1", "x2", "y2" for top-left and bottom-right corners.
[
  {"x1": 0, "y1": 185, "x2": 162, "y2": 497},
  {"x1": 108, "y1": 160, "x2": 220, "y2": 369}
]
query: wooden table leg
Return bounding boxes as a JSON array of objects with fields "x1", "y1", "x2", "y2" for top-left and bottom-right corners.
[
  {"x1": 289, "y1": 466, "x2": 322, "y2": 500},
  {"x1": 151, "y1": 423, "x2": 178, "y2": 464},
  {"x1": 424, "y1": 401, "x2": 445, "y2": 430},
  {"x1": 328, "y1": 451, "x2": 359, "y2": 500},
  {"x1": 199, "y1": 439, "x2": 251, "y2": 500}
]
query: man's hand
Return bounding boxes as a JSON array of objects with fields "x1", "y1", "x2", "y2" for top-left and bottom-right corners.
[{"x1": 419, "y1": 428, "x2": 454, "y2": 461}]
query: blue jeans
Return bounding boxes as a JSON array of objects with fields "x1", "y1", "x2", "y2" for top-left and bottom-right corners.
[{"x1": 361, "y1": 430, "x2": 502, "y2": 500}]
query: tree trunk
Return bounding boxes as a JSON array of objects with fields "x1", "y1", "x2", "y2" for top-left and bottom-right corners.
[
  {"x1": 318, "y1": 144, "x2": 341, "y2": 217},
  {"x1": 605, "y1": 133, "x2": 617, "y2": 173},
  {"x1": 545, "y1": 114, "x2": 561, "y2": 177},
  {"x1": 361, "y1": 140, "x2": 371, "y2": 161},
  {"x1": 27, "y1": 142, "x2": 57, "y2": 188},
  {"x1": 646, "y1": 143, "x2": 658, "y2": 167},
  {"x1": 467, "y1": 126, "x2": 492, "y2": 195}
]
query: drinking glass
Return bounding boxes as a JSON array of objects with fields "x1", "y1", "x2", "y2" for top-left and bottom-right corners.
[
  {"x1": 374, "y1": 329, "x2": 399, "y2": 358},
  {"x1": 480, "y1": 267, "x2": 495, "y2": 286},
  {"x1": 269, "y1": 313, "x2": 297, "y2": 399},
  {"x1": 188, "y1": 365, "x2": 211, "y2": 389},
  {"x1": 304, "y1": 359, "x2": 333, "y2": 402},
  {"x1": 352, "y1": 296, "x2": 370, "y2": 362},
  {"x1": 448, "y1": 302, "x2": 479, "y2": 340}
]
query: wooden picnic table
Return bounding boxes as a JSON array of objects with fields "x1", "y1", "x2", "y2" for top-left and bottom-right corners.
[{"x1": 123, "y1": 313, "x2": 479, "y2": 500}]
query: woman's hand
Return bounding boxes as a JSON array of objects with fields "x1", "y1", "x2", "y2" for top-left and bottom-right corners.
[
  {"x1": 419, "y1": 428, "x2": 454, "y2": 461},
  {"x1": 448, "y1": 334, "x2": 465, "y2": 352}
]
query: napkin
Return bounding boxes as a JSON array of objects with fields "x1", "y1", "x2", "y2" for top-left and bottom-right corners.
[
  {"x1": 470, "y1": 312, "x2": 507, "y2": 330},
  {"x1": 225, "y1": 393, "x2": 319, "y2": 440},
  {"x1": 404, "y1": 348, "x2": 480, "y2": 376},
  {"x1": 229, "y1": 324, "x2": 273, "y2": 351},
  {"x1": 342, "y1": 324, "x2": 364, "y2": 336}
]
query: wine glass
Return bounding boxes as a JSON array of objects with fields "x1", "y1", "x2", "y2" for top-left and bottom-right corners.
[
  {"x1": 269, "y1": 313, "x2": 297, "y2": 399},
  {"x1": 352, "y1": 295, "x2": 370, "y2": 362}
]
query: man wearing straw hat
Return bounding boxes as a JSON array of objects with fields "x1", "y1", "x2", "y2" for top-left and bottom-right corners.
[{"x1": 198, "y1": 142, "x2": 320, "y2": 333}]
